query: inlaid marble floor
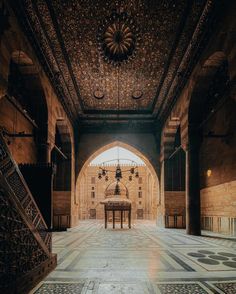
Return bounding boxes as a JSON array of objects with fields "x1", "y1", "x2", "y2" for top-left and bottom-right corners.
[{"x1": 32, "y1": 220, "x2": 236, "y2": 293}]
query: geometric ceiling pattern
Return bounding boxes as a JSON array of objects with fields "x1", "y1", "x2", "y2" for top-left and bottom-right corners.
[{"x1": 12, "y1": 0, "x2": 216, "y2": 124}]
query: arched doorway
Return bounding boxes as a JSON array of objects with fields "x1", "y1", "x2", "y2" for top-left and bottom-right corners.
[{"x1": 76, "y1": 141, "x2": 159, "y2": 223}]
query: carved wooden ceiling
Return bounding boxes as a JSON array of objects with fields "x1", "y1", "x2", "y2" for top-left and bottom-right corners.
[{"x1": 11, "y1": 0, "x2": 217, "y2": 124}]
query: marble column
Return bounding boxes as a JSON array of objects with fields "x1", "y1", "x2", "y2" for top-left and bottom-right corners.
[{"x1": 157, "y1": 160, "x2": 165, "y2": 227}]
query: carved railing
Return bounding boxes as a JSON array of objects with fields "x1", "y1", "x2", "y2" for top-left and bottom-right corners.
[
  {"x1": 0, "y1": 132, "x2": 51, "y2": 253},
  {"x1": 0, "y1": 185, "x2": 49, "y2": 288},
  {"x1": 0, "y1": 132, "x2": 54, "y2": 290}
]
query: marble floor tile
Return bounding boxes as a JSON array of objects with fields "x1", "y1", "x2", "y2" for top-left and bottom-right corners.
[{"x1": 32, "y1": 220, "x2": 236, "y2": 293}]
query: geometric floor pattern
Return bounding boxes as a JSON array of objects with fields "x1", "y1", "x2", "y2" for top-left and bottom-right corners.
[
  {"x1": 34, "y1": 283, "x2": 85, "y2": 293},
  {"x1": 213, "y1": 282, "x2": 236, "y2": 294},
  {"x1": 156, "y1": 282, "x2": 209, "y2": 293},
  {"x1": 31, "y1": 220, "x2": 236, "y2": 293}
]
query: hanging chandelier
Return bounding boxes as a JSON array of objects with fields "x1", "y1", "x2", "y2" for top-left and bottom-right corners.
[{"x1": 98, "y1": 158, "x2": 139, "y2": 182}]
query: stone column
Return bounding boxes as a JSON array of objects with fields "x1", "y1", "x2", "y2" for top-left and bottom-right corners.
[
  {"x1": 157, "y1": 160, "x2": 165, "y2": 227},
  {"x1": 185, "y1": 131, "x2": 201, "y2": 235}
]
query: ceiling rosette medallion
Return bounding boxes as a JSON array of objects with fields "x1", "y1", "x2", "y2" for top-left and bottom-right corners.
[{"x1": 97, "y1": 11, "x2": 140, "y2": 65}]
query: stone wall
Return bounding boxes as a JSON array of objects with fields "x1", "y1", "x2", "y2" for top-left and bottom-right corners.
[{"x1": 201, "y1": 181, "x2": 236, "y2": 235}]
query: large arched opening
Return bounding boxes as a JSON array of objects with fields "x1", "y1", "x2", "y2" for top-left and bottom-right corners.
[
  {"x1": 76, "y1": 141, "x2": 159, "y2": 224},
  {"x1": 186, "y1": 51, "x2": 236, "y2": 235}
]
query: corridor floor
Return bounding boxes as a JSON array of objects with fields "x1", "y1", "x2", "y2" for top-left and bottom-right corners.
[{"x1": 32, "y1": 220, "x2": 236, "y2": 294}]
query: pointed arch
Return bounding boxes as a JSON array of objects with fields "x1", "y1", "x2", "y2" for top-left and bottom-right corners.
[
  {"x1": 75, "y1": 140, "x2": 160, "y2": 220},
  {"x1": 76, "y1": 140, "x2": 159, "y2": 186}
]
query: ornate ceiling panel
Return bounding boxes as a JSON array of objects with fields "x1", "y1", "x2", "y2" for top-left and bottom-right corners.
[{"x1": 11, "y1": 0, "x2": 217, "y2": 123}]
